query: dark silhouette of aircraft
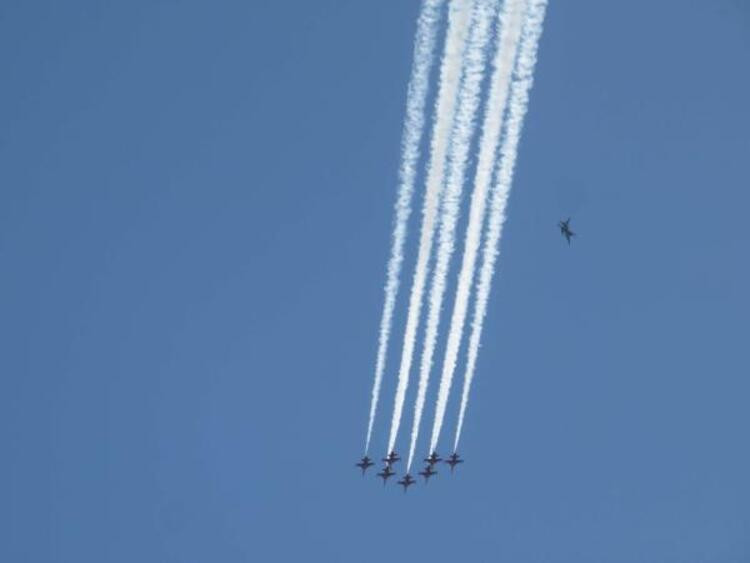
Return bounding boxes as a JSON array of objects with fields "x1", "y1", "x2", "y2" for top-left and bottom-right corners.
[
  {"x1": 559, "y1": 218, "x2": 575, "y2": 245},
  {"x1": 377, "y1": 465, "x2": 395, "y2": 485},
  {"x1": 355, "y1": 456, "x2": 374, "y2": 475},
  {"x1": 397, "y1": 473, "x2": 416, "y2": 493},
  {"x1": 445, "y1": 453, "x2": 464, "y2": 473},
  {"x1": 423, "y1": 452, "x2": 442, "y2": 466},
  {"x1": 382, "y1": 451, "x2": 401, "y2": 466},
  {"x1": 419, "y1": 464, "x2": 437, "y2": 483}
]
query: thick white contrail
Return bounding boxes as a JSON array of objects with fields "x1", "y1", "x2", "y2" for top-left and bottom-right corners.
[
  {"x1": 428, "y1": 0, "x2": 526, "y2": 456},
  {"x1": 405, "y1": 0, "x2": 496, "y2": 472},
  {"x1": 454, "y1": 0, "x2": 548, "y2": 452},
  {"x1": 386, "y1": 0, "x2": 474, "y2": 457},
  {"x1": 364, "y1": 0, "x2": 444, "y2": 454}
]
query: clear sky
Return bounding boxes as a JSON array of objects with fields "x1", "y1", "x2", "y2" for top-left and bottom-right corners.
[{"x1": 2, "y1": 1, "x2": 749, "y2": 562}]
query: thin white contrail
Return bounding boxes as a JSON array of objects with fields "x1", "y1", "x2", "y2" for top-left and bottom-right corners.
[
  {"x1": 428, "y1": 0, "x2": 526, "y2": 456},
  {"x1": 405, "y1": 0, "x2": 496, "y2": 472},
  {"x1": 453, "y1": 0, "x2": 548, "y2": 452},
  {"x1": 386, "y1": 0, "x2": 474, "y2": 457},
  {"x1": 364, "y1": 0, "x2": 444, "y2": 454}
]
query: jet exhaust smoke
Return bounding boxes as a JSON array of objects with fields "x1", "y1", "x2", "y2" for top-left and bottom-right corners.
[
  {"x1": 364, "y1": 0, "x2": 444, "y2": 454},
  {"x1": 427, "y1": 0, "x2": 526, "y2": 456},
  {"x1": 385, "y1": 0, "x2": 474, "y2": 457},
  {"x1": 453, "y1": 0, "x2": 548, "y2": 452},
  {"x1": 405, "y1": 0, "x2": 496, "y2": 472}
]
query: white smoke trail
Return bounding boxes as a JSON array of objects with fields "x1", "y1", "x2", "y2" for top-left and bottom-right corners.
[
  {"x1": 386, "y1": 0, "x2": 474, "y2": 457},
  {"x1": 365, "y1": 0, "x2": 444, "y2": 454},
  {"x1": 428, "y1": 0, "x2": 526, "y2": 456},
  {"x1": 405, "y1": 0, "x2": 496, "y2": 472},
  {"x1": 453, "y1": 0, "x2": 548, "y2": 452}
]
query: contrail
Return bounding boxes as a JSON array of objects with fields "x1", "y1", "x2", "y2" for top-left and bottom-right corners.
[
  {"x1": 364, "y1": 0, "x2": 444, "y2": 454},
  {"x1": 453, "y1": 0, "x2": 548, "y2": 452},
  {"x1": 386, "y1": 0, "x2": 474, "y2": 457},
  {"x1": 428, "y1": 0, "x2": 526, "y2": 456},
  {"x1": 405, "y1": 0, "x2": 496, "y2": 472}
]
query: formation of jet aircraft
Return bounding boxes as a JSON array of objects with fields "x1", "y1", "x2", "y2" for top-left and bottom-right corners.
[
  {"x1": 559, "y1": 217, "x2": 575, "y2": 244},
  {"x1": 357, "y1": 217, "x2": 576, "y2": 489},
  {"x1": 357, "y1": 220, "x2": 577, "y2": 491},
  {"x1": 356, "y1": 451, "x2": 463, "y2": 491}
]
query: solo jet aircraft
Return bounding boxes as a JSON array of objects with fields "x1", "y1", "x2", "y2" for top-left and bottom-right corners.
[
  {"x1": 397, "y1": 473, "x2": 416, "y2": 493},
  {"x1": 559, "y1": 218, "x2": 575, "y2": 245},
  {"x1": 377, "y1": 465, "x2": 396, "y2": 485},
  {"x1": 423, "y1": 452, "x2": 442, "y2": 467},
  {"x1": 355, "y1": 456, "x2": 374, "y2": 475},
  {"x1": 445, "y1": 453, "x2": 464, "y2": 473},
  {"x1": 419, "y1": 465, "x2": 437, "y2": 483}
]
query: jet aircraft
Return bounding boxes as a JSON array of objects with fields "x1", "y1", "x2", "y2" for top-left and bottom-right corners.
[
  {"x1": 445, "y1": 453, "x2": 464, "y2": 473},
  {"x1": 377, "y1": 465, "x2": 396, "y2": 485},
  {"x1": 423, "y1": 452, "x2": 442, "y2": 467},
  {"x1": 559, "y1": 217, "x2": 575, "y2": 244},
  {"x1": 397, "y1": 473, "x2": 416, "y2": 493},
  {"x1": 355, "y1": 456, "x2": 374, "y2": 475},
  {"x1": 419, "y1": 464, "x2": 437, "y2": 483},
  {"x1": 381, "y1": 451, "x2": 401, "y2": 466}
]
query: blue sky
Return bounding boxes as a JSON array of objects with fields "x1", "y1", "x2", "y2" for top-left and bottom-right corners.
[{"x1": 1, "y1": 1, "x2": 749, "y2": 561}]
